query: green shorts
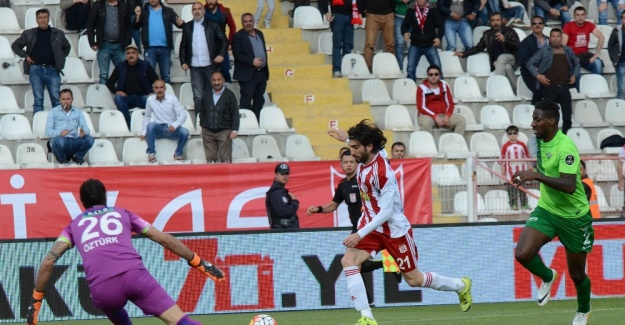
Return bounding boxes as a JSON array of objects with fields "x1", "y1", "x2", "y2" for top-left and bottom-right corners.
[{"x1": 525, "y1": 206, "x2": 594, "y2": 253}]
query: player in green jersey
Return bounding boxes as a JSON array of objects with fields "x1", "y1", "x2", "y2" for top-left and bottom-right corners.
[{"x1": 512, "y1": 100, "x2": 594, "y2": 325}]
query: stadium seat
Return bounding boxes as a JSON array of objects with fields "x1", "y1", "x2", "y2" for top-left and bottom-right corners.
[
  {"x1": 453, "y1": 76, "x2": 487, "y2": 102},
  {"x1": 233, "y1": 138, "x2": 258, "y2": 163},
  {"x1": 438, "y1": 133, "x2": 472, "y2": 158},
  {"x1": 609, "y1": 74, "x2": 617, "y2": 93},
  {"x1": 179, "y1": 83, "x2": 195, "y2": 111},
  {"x1": 0, "y1": 36, "x2": 16, "y2": 60},
  {"x1": 470, "y1": 132, "x2": 500, "y2": 158},
  {"x1": 362, "y1": 79, "x2": 396, "y2": 105},
  {"x1": 16, "y1": 143, "x2": 54, "y2": 168},
  {"x1": 574, "y1": 100, "x2": 609, "y2": 127},
  {"x1": 500, "y1": 131, "x2": 529, "y2": 147},
  {"x1": 526, "y1": 189, "x2": 541, "y2": 209},
  {"x1": 472, "y1": 26, "x2": 490, "y2": 45},
  {"x1": 174, "y1": 33, "x2": 182, "y2": 58},
  {"x1": 24, "y1": 89, "x2": 52, "y2": 112},
  {"x1": 181, "y1": 110, "x2": 197, "y2": 135},
  {"x1": 0, "y1": 86, "x2": 25, "y2": 114},
  {"x1": 486, "y1": 75, "x2": 520, "y2": 102},
  {"x1": 431, "y1": 164, "x2": 466, "y2": 186},
  {"x1": 317, "y1": 32, "x2": 333, "y2": 55},
  {"x1": 78, "y1": 35, "x2": 97, "y2": 61},
  {"x1": 24, "y1": 8, "x2": 54, "y2": 29},
  {"x1": 453, "y1": 105, "x2": 483, "y2": 131},
  {"x1": 516, "y1": 76, "x2": 533, "y2": 100},
  {"x1": 569, "y1": 88, "x2": 586, "y2": 100},
  {"x1": 439, "y1": 51, "x2": 465, "y2": 77},
  {"x1": 89, "y1": 139, "x2": 124, "y2": 166},
  {"x1": 0, "y1": 144, "x2": 19, "y2": 169},
  {"x1": 252, "y1": 135, "x2": 285, "y2": 162},
  {"x1": 513, "y1": 28, "x2": 526, "y2": 41},
  {"x1": 600, "y1": 51, "x2": 615, "y2": 74},
  {"x1": 604, "y1": 99, "x2": 625, "y2": 127},
  {"x1": 130, "y1": 110, "x2": 145, "y2": 134},
  {"x1": 236, "y1": 108, "x2": 266, "y2": 135},
  {"x1": 485, "y1": 190, "x2": 519, "y2": 215},
  {"x1": 590, "y1": 25, "x2": 612, "y2": 49},
  {"x1": 392, "y1": 78, "x2": 418, "y2": 105},
  {"x1": 32, "y1": 111, "x2": 49, "y2": 139},
  {"x1": 454, "y1": 191, "x2": 489, "y2": 216},
  {"x1": 0, "y1": 114, "x2": 36, "y2": 140},
  {"x1": 185, "y1": 138, "x2": 207, "y2": 164},
  {"x1": 596, "y1": 128, "x2": 623, "y2": 154},
  {"x1": 595, "y1": 185, "x2": 618, "y2": 212},
  {"x1": 408, "y1": 131, "x2": 443, "y2": 158},
  {"x1": 85, "y1": 84, "x2": 116, "y2": 111},
  {"x1": 609, "y1": 184, "x2": 624, "y2": 212},
  {"x1": 466, "y1": 53, "x2": 492, "y2": 77},
  {"x1": 259, "y1": 106, "x2": 295, "y2": 132},
  {"x1": 512, "y1": 104, "x2": 534, "y2": 129},
  {"x1": 341, "y1": 53, "x2": 374, "y2": 79},
  {"x1": 122, "y1": 138, "x2": 150, "y2": 165},
  {"x1": 566, "y1": 128, "x2": 602, "y2": 154},
  {"x1": 414, "y1": 55, "x2": 429, "y2": 79},
  {"x1": 372, "y1": 52, "x2": 405, "y2": 79},
  {"x1": 585, "y1": 159, "x2": 618, "y2": 182},
  {"x1": 91, "y1": 61, "x2": 115, "y2": 85},
  {"x1": 480, "y1": 105, "x2": 512, "y2": 129},
  {"x1": 155, "y1": 139, "x2": 190, "y2": 164},
  {"x1": 180, "y1": 4, "x2": 193, "y2": 23},
  {"x1": 81, "y1": 111, "x2": 98, "y2": 137},
  {"x1": 165, "y1": 83, "x2": 176, "y2": 96},
  {"x1": 293, "y1": 6, "x2": 329, "y2": 29},
  {"x1": 99, "y1": 110, "x2": 133, "y2": 137},
  {"x1": 475, "y1": 162, "x2": 502, "y2": 185},
  {"x1": 385, "y1": 104, "x2": 416, "y2": 131},
  {"x1": 0, "y1": 8, "x2": 21, "y2": 33},
  {"x1": 579, "y1": 74, "x2": 615, "y2": 98},
  {"x1": 285, "y1": 134, "x2": 320, "y2": 161},
  {"x1": 62, "y1": 57, "x2": 92, "y2": 83}
]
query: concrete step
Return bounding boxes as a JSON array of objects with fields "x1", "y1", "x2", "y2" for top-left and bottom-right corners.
[
  {"x1": 265, "y1": 41, "x2": 311, "y2": 55},
  {"x1": 261, "y1": 28, "x2": 303, "y2": 43},
  {"x1": 272, "y1": 90, "x2": 353, "y2": 106},
  {"x1": 268, "y1": 78, "x2": 349, "y2": 92},
  {"x1": 268, "y1": 54, "x2": 326, "y2": 65},
  {"x1": 269, "y1": 65, "x2": 332, "y2": 79}
]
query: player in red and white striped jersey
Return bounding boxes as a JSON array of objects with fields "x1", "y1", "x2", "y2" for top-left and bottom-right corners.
[{"x1": 329, "y1": 120, "x2": 472, "y2": 325}]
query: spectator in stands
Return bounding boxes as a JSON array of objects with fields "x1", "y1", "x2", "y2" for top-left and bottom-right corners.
[
  {"x1": 140, "y1": 79, "x2": 188, "y2": 163},
  {"x1": 45, "y1": 89, "x2": 94, "y2": 165},
  {"x1": 439, "y1": 0, "x2": 479, "y2": 52},
  {"x1": 131, "y1": 0, "x2": 149, "y2": 53},
  {"x1": 534, "y1": 0, "x2": 572, "y2": 25},
  {"x1": 267, "y1": 163, "x2": 300, "y2": 229},
  {"x1": 60, "y1": 0, "x2": 92, "y2": 33},
  {"x1": 598, "y1": 0, "x2": 624, "y2": 26},
  {"x1": 205, "y1": 0, "x2": 237, "y2": 83},
  {"x1": 501, "y1": 125, "x2": 529, "y2": 209},
  {"x1": 320, "y1": 0, "x2": 364, "y2": 78},
  {"x1": 562, "y1": 5, "x2": 604, "y2": 85},
  {"x1": 519, "y1": 15, "x2": 549, "y2": 104},
  {"x1": 232, "y1": 13, "x2": 269, "y2": 120},
  {"x1": 580, "y1": 160, "x2": 601, "y2": 218},
  {"x1": 402, "y1": 0, "x2": 444, "y2": 81},
  {"x1": 456, "y1": 11, "x2": 520, "y2": 88},
  {"x1": 107, "y1": 44, "x2": 159, "y2": 127},
  {"x1": 499, "y1": 0, "x2": 526, "y2": 26},
  {"x1": 180, "y1": 2, "x2": 228, "y2": 117},
  {"x1": 199, "y1": 71, "x2": 239, "y2": 163},
  {"x1": 362, "y1": 0, "x2": 395, "y2": 71},
  {"x1": 391, "y1": 142, "x2": 406, "y2": 158},
  {"x1": 526, "y1": 28, "x2": 579, "y2": 135},
  {"x1": 608, "y1": 11, "x2": 625, "y2": 99},
  {"x1": 416, "y1": 65, "x2": 466, "y2": 135},
  {"x1": 87, "y1": 0, "x2": 132, "y2": 84},
  {"x1": 11, "y1": 8, "x2": 71, "y2": 115},
  {"x1": 255, "y1": 0, "x2": 275, "y2": 29},
  {"x1": 134, "y1": 0, "x2": 184, "y2": 84},
  {"x1": 394, "y1": 0, "x2": 414, "y2": 68}
]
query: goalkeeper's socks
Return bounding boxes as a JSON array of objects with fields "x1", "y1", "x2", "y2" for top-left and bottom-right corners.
[
  {"x1": 105, "y1": 308, "x2": 132, "y2": 325},
  {"x1": 344, "y1": 266, "x2": 370, "y2": 312},
  {"x1": 421, "y1": 272, "x2": 464, "y2": 291},
  {"x1": 176, "y1": 315, "x2": 202, "y2": 325}
]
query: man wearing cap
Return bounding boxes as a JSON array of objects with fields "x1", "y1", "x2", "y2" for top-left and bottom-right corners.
[
  {"x1": 265, "y1": 163, "x2": 300, "y2": 229},
  {"x1": 106, "y1": 44, "x2": 159, "y2": 127}
]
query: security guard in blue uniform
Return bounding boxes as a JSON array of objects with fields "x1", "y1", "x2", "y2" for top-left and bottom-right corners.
[{"x1": 266, "y1": 163, "x2": 300, "y2": 229}]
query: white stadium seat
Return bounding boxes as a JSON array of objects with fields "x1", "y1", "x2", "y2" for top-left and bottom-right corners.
[
  {"x1": 579, "y1": 74, "x2": 615, "y2": 98},
  {"x1": 454, "y1": 191, "x2": 489, "y2": 216},
  {"x1": 414, "y1": 55, "x2": 429, "y2": 79},
  {"x1": 185, "y1": 138, "x2": 207, "y2": 164},
  {"x1": 237, "y1": 109, "x2": 266, "y2": 135},
  {"x1": 610, "y1": 184, "x2": 624, "y2": 212},
  {"x1": 24, "y1": 89, "x2": 52, "y2": 112},
  {"x1": 0, "y1": 86, "x2": 25, "y2": 114},
  {"x1": 453, "y1": 105, "x2": 483, "y2": 131},
  {"x1": 155, "y1": 139, "x2": 190, "y2": 164},
  {"x1": 604, "y1": 99, "x2": 625, "y2": 127},
  {"x1": 516, "y1": 76, "x2": 533, "y2": 100},
  {"x1": 81, "y1": 111, "x2": 98, "y2": 137},
  {"x1": 574, "y1": 100, "x2": 609, "y2": 127},
  {"x1": 566, "y1": 128, "x2": 601, "y2": 154},
  {"x1": 585, "y1": 160, "x2": 618, "y2": 182},
  {"x1": 472, "y1": 26, "x2": 490, "y2": 45},
  {"x1": 341, "y1": 54, "x2": 374, "y2": 79},
  {"x1": 0, "y1": 144, "x2": 19, "y2": 169},
  {"x1": 453, "y1": 76, "x2": 488, "y2": 102},
  {"x1": 233, "y1": 138, "x2": 258, "y2": 163},
  {"x1": 438, "y1": 133, "x2": 471, "y2": 159},
  {"x1": 317, "y1": 32, "x2": 333, "y2": 55},
  {"x1": 99, "y1": 110, "x2": 133, "y2": 137},
  {"x1": 89, "y1": 139, "x2": 124, "y2": 166},
  {"x1": 179, "y1": 83, "x2": 195, "y2": 110},
  {"x1": 362, "y1": 79, "x2": 396, "y2": 105},
  {"x1": 252, "y1": 135, "x2": 285, "y2": 162},
  {"x1": 181, "y1": 110, "x2": 197, "y2": 135},
  {"x1": 485, "y1": 190, "x2": 518, "y2": 215},
  {"x1": 91, "y1": 61, "x2": 116, "y2": 85},
  {"x1": 0, "y1": 114, "x2": 36, "y2": 140},
  {"x1": 0, "y1": 36, "x2": 16, "y2": 60},
  {"x1": 527, "y1": 189, "x2": 541, "y2": 209},
  {"x1": 0, "y1": 8, "x2": 21, "y2": 32},
  {"x1": 86, "y1": 84, "x2": 116, "y2": 111},
  {"x1": 596, "y1": 128, "x2": 623, "y2": 154},
  {"x1": 408, "y1": 131, "x2": 442, "y2": 158},
  {"x1": 174, "y1": 33, "x2": 183, "y2": 58},
  {"x1": 32, "y1": 111, "x2": 49, "y2": 139},
  {"x1": 470, "y1": 132, "x2": 501, "y2": 158},
  {"x1": 285, "y1": 134, "x2": 320, "y2": 161},
  {"x1": 392, "y1": 78, "x2": 417, "y2": 105},
  {"x1": 122, "y1": 138, "x2": 150, "y2": 165},
  {"x1": 293, "y1": 6, "x2": 329, "y2": 29},
  {"x1": 467, "y1": 53, "x2": 492, "y2": 77},
  {"x1": 439, "y1": 51, "x2": 465, "y2": 77},
  {"x1": 180, "y1": 4, "x2": 193, "y2": 23},
  {"x1": 259, "y1": 106, "x2": 295, "y2": 132},
  {"x1": 480, "y1": 105, "x2": 512, "y2": 129},
  {"x1": 130, "y1": 110, "x2": 145, "y2": 134},
  {"x1": 475, "y1": 162, "x2": 502, "y2": 185},
  {"x1": 431, "y1": 164, "x2": 466, "y2": 186},
  {"x1": 513, "y1": 28, "x2": 527, "y2": 41},
  {"x1": 486, "y1": 75, "x2": 520, "y2": 102},
  {"x1": 385, "y1": 104, "x2": 416, "y2": 131},
  {"x1": 78, "y1": 35, "x2": 97, "y2": 61},
  {"x1": 62, "y1": 57, "x2": 92, "y2": 83},
  {"x1": 513, "y1": 104, "x2": 534, "y2": 129},
  {"x1": 595, "y1": 185, "x2": 617, "y2": 212},
  {"x1": 372, "y1": 52, "x2": 405, "y2": 79},
  {"x1": 16, "y1": 143, "x2": 54, "y2": 168}
]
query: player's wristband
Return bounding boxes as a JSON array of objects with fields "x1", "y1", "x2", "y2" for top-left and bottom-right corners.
[
  {"x1": 188, "y1": 253, "x2": 201, "y2": 267},
  {"x1": 317, "y1": 206, "x2": 323, "y2": 213},
  {"x1": 345, "y1": 138, "x2": 350, "y2": 144}
]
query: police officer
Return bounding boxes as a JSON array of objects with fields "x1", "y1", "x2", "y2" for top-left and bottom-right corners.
[{"x1": 266, "y1": 163, "x2": 300, "y2": 229}]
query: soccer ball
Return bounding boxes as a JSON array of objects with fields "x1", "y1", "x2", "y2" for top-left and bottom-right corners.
[{"x1": 249, "y1": 314, "x2": 277, "y2": 325}]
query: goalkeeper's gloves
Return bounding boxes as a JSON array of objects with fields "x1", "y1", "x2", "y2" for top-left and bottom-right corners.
[
  {"x1": 188, "y1": 253, "x2": 225, "y2": 282},
  {"x1": 26, "y1": 290, "x2": 44, "y2": 325}
]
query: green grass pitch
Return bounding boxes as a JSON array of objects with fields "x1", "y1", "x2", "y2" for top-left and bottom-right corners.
[{"x1": 9, "y1": 297, "x2": 624, "y2": 325}]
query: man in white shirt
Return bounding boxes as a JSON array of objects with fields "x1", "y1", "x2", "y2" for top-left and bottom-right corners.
[{"x1": 140, "y1": 79, "x2": 189, "y2": 163}]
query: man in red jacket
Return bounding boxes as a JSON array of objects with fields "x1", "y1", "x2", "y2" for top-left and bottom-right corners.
[{"x1": 416, "y1": 65, "x2": 466, "y2": 135}]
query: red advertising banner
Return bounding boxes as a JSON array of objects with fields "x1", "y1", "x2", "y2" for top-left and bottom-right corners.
[{"x1": 0, "y1": 159, "x2": 431, "y2": 240}]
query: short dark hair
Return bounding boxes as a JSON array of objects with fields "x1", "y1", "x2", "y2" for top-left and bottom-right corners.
[
  {"x1": 574, "y1": 6, "x2": 586, "y2": 14},
  {"x1": 506, "y1": 125, "x2": 519, "y2": 133},
  {"x1": 347, "y1": 120, "x2": 387, "y2": 153},
  {"x1": 489, "y1": 11, "x2": 502, "y2": 20},
  {"x1": 59, "y1": 88, "x2": 73, "y2": 98},
  {"x1": 535, "y1": 99, "x2": 560, "y2": 123},
  {"x1": 211, "y1": 70, "x2": 224, "y2": 78},
  {"x1": 426, "y1": 65, "x2": 441, "y2": 74},
  {"x1": 80, "y1": 179, "x2": 107, "y2": 209},
  {"x1": 338, "y1": 146, "x2": 350, "y2": 158},
  {"x1": 340, "y1": 149, "x2": 352, "y2": 161},
  {"x1": 241, "y1": 13, "x2": 254, "y2": 23},
  {"x1": 391, "y1": 142, "x2": 405, "y2": 150},
  {"x1": 580, "y1": 160, "x2": 586, "y2": 169},
  {"x1": 550, "y1": 28, "x2": 562, "y2": 36},
  {"x1": 530, "y1": 15, "x2": 544, "y2": 23},
  {"x1": 35, "y1": 8, "x2": 50, "y2": 17}
]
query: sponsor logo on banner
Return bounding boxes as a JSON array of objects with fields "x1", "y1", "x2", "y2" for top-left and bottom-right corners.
[{"x1": 284, "y1": 69, "x2": 294, "y2": 78}]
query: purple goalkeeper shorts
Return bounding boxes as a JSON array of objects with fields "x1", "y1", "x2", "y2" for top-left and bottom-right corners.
[{"x1": 89, "y1": 268, "x2": 176, "y2": 316}]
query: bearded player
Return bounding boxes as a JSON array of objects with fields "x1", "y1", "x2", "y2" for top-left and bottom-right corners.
[{"x1": 329, "y1": 120, "x2": 472, "y2": 325}]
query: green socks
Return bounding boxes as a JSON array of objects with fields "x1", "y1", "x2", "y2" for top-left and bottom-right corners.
[
  {"x1": 575, "y1": 277, "x2": 591, "y2": 313},
  {"x1": 526, "y1": 255, "x2": 554, "y2": 282}
]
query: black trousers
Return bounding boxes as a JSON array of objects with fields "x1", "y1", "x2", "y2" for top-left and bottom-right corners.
[
  {"x1": 541, "y1": 84, "x2": 572, "y2": 134},
  {"x1": 521, "y1": 73, "x2": 542, "y2": 105},
  {"x1": 239, "y1": 69, "x2": 268, "y2": 120}
]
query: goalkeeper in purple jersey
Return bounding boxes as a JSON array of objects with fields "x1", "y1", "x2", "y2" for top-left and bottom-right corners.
[{"x1": 26, "y1": 179, "x2": 225, "y2": 325}]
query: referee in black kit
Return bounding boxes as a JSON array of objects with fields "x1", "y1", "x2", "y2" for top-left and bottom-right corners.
[{"x1": 266, "y1": 163, "x2": 300, "y2": 229}]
